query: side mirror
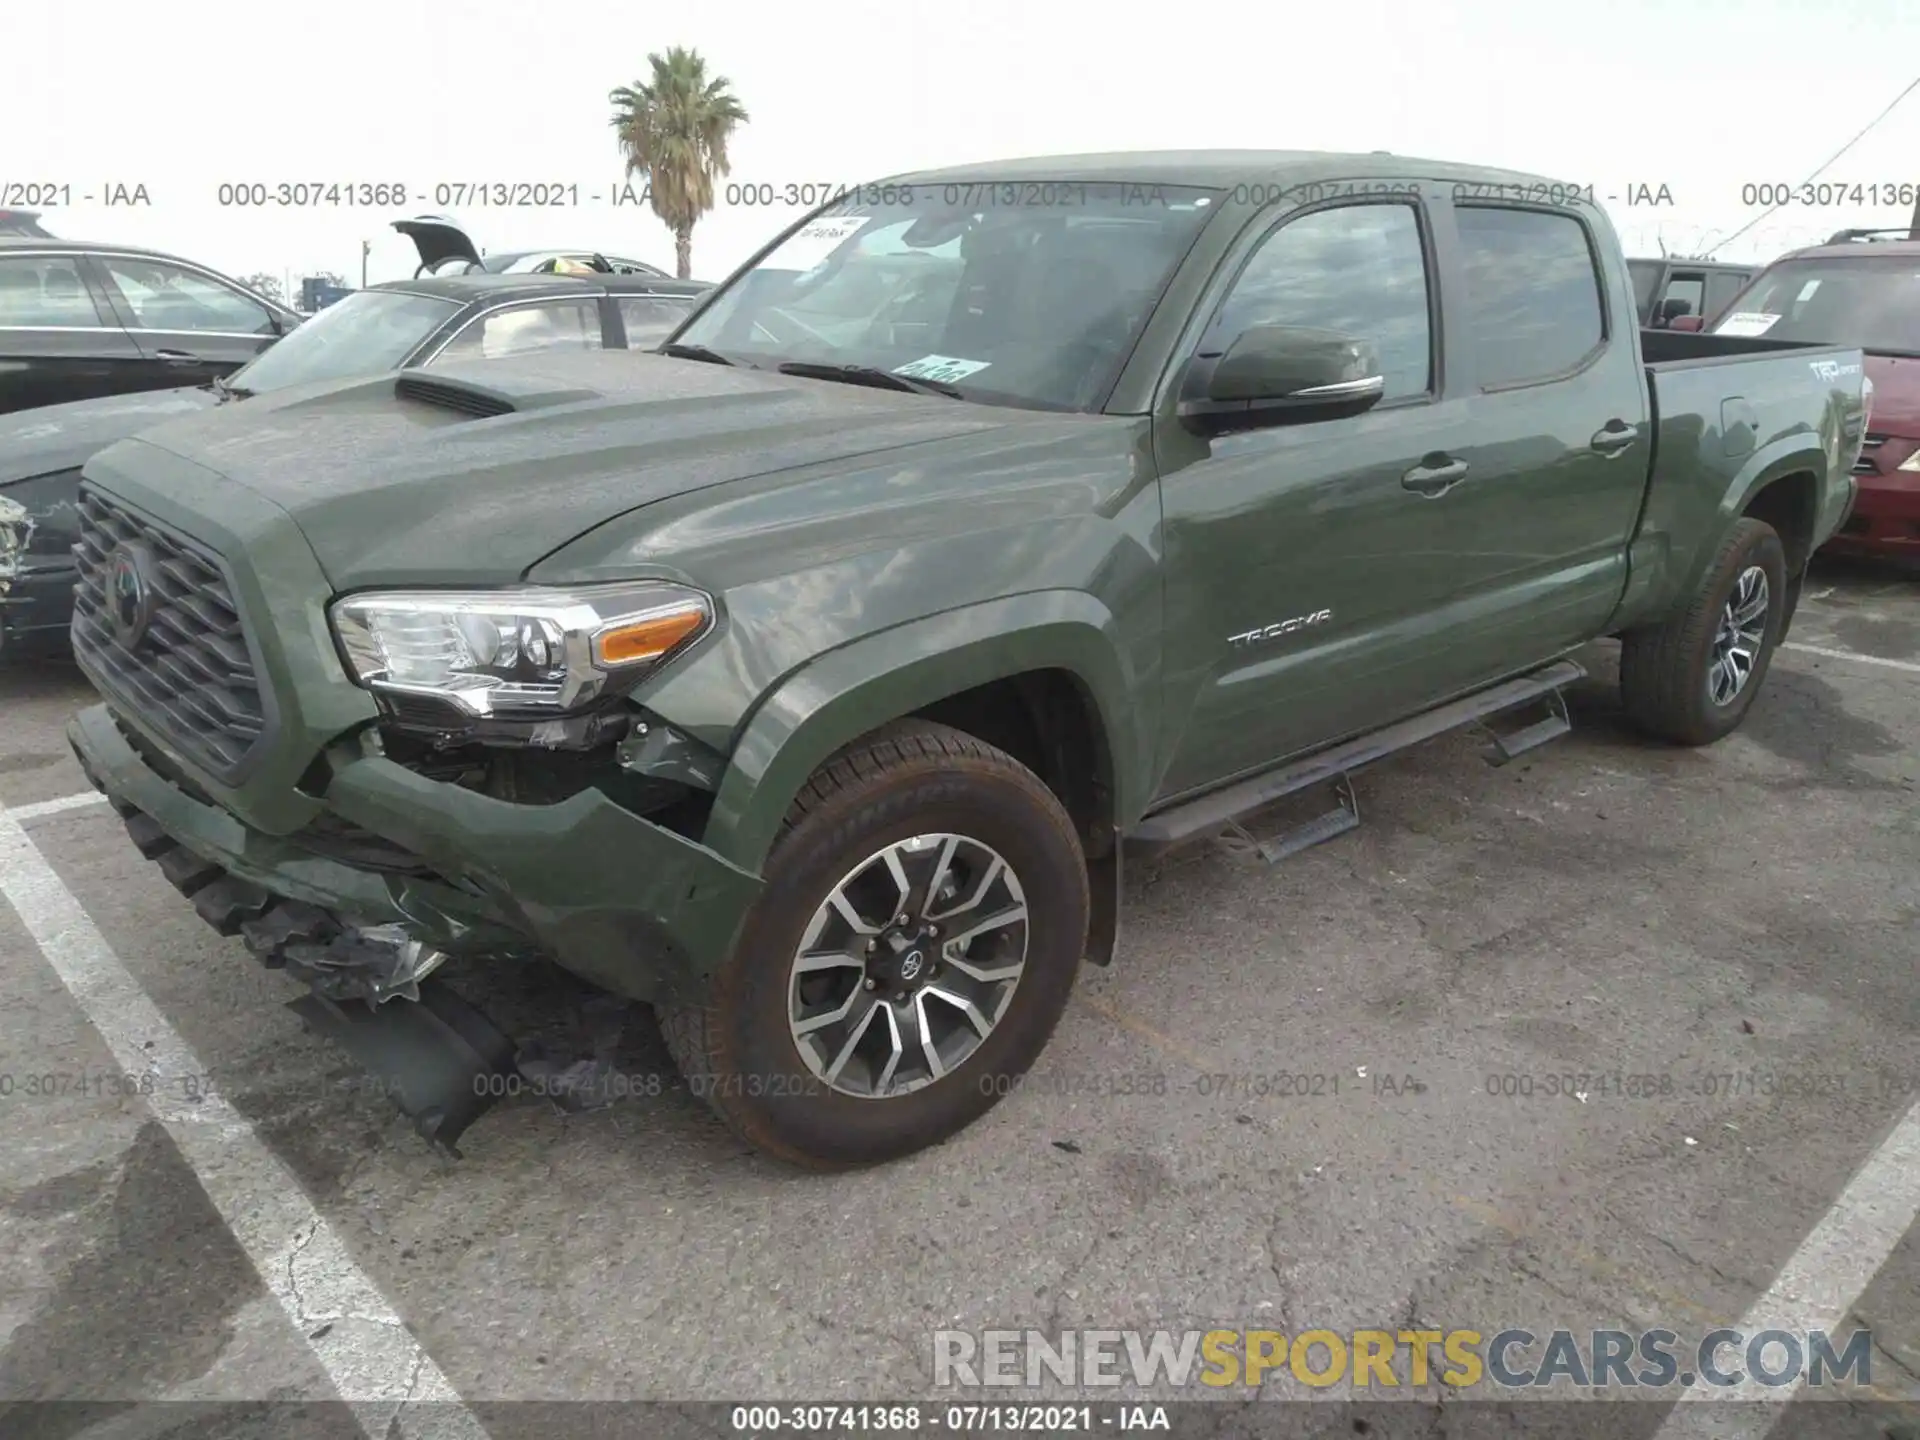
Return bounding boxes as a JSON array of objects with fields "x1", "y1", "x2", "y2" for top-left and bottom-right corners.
[
  {"x1": 1657, "y1": 296, "x2": 1694, "y2": 325},
  {"x1": 1668, "y1": 314, "x2": 1705, "y2": 333},
  {"x1": 1178, "y1": 325, "x2": 1385, "y2": 437}
]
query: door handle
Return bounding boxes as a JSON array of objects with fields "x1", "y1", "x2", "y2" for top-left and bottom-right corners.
[
  {"x1": 154, "y1": 349, "x2": 200, "y2": 362},
  {"x1": 1402, "y1": 457, "x2": 1469, "y2": 497},
  {"x1": 1591, "y1": 420, "x2": 1637, "y2": 454}
]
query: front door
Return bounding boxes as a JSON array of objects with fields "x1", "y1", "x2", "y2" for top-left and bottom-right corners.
[
  {"x1": 88, "y1": 253, "x2": 283, "y2": 390},
  {"x1": 1153, "y1": 193, "x2": 1476, "y2": 801}
]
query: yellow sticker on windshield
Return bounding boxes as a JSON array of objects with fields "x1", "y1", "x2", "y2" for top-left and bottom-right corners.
[{"x1": 893, "y1": 355, "x2": 992, "y2": 384}]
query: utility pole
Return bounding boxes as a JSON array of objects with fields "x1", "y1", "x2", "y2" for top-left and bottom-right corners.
[{"x1": 360, "y1": 239, "x2": 371, "y2": 288}]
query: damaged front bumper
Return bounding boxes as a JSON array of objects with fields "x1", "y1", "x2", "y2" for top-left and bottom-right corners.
[
  {"x1": 0, "y1": 495, "x2": 36, "y2": 652},
  {"x1": 68, "y1": 701, "x2": 764, "y2": 1150}
]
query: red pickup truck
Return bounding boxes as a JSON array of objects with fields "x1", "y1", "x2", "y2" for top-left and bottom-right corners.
[{"x1": 1698, "y1": 229, "x2": 1920, "y2": 559}]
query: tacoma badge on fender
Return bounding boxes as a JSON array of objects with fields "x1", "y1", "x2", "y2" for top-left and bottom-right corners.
[{"x1": 1228, "y1": 609, "x2": 1333, "y2": 647}]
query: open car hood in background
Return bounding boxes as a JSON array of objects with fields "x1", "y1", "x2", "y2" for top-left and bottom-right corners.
[
  {"x1": 392, "y1": 215, "x2": 482, "y2": 273},
  {"x1": 0, "y1": 209, "x2": 54, "y2": 238}
]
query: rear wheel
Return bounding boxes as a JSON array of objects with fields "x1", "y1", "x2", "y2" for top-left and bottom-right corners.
[
  {"x1": 659, "y1": 720, "x2": 1090, "y2": 1169},
  {"x1": 1619, "y1": 517, "x2": 1787, "y2": 746}
]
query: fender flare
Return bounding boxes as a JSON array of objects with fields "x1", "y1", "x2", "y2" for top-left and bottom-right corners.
[
  {"x1": 1620, "y1": 434, "x2": 1831, "y2": 628},
  {"x1": 1720, "y1": 435, "x2": 1830, "y2": 544},
  {"x1": 698, "y1": 590, "x2": 1146, "y2": 876}
]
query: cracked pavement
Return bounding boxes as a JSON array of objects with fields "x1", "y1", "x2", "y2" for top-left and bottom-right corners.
[{"x1": 0, "y1": 555, "x2": 1916, "y2": 1427}]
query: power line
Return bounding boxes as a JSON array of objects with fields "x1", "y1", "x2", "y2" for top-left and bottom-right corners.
[{"x1": 1707, "y1": 72, "x2": 1920, "y2": 256}]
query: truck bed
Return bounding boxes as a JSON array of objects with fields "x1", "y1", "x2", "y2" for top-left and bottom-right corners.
[
  {"x1": 1639, "y1": 327, "x2": 1858, "y2": 368},
  {"x1": 1637, "y1": 327, "x2": 1864, "y2": 492},
  {"x1": 1615, "y1": 326, "x2": 1867, "y2": 635}
]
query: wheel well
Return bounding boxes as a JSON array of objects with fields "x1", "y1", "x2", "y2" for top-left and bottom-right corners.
[
  {"x1": 911, "y1": 670, "x2": 1116, "y2": 856},
  {"x1": 1743, "y1": 471, "x2": 1818, "y2": 574}
]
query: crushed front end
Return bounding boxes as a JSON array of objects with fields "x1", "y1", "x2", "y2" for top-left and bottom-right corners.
[{"x1": 64, "y1": 457, "x2": 761, "y2": 1153}]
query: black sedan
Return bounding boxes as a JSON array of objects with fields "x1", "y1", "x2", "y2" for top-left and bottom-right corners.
[
  {"x1": 0, "y1": 269, "x2": 709, "y2": 657},
  {"x1": 0, "y1": 238, "x2": 305, "y2": 415}
]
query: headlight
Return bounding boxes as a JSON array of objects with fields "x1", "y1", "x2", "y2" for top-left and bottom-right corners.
[
  {"x1": 329, "y1": 582, "x2": 712, "y2": 716},
  {"x1": 1900, "y1": 449, "x2": 1920, "y2": 472}
]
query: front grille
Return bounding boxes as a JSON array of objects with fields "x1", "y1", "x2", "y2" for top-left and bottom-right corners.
[
  {"x1": 1854, "y1": 433, "x2": 1888, "y2": 475},
  {"x1": 71, "y1": 487, "x2": 269, "y2": 780}
]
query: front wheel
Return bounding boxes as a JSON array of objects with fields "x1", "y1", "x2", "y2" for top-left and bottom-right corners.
[
  {"x1": 659, "y1": 720, "x2": 1090, "y2": 1169},
  {"x1": 1619, "y1": 517, "x2": 1788, "y2": 746}
]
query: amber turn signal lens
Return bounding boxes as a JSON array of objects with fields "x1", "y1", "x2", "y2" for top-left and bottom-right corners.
[{"x1": 592, "y1": 604, "x2": 708, "y2": 667}]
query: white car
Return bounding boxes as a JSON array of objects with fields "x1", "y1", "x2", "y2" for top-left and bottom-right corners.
[{"x1": 393, "y1": 215, "x2": 669, "y2": 279}]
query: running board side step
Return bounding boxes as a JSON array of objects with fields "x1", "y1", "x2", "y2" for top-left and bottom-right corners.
[{"x1": 1124, "y1": 659, "x2": 1585, "y2": 864}]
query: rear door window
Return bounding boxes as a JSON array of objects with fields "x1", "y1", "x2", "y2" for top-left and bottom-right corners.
[{"x1": 1453, "y1": 206, "x2": 1606, "y2": 387}]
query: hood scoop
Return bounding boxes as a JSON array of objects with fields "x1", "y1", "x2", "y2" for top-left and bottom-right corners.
[
  {"x1": 391, "y1": 373, "x2": 606, "y2": 421},
  {"x1": 394, "y1": 375, "x2": 518, "y2": 419}
]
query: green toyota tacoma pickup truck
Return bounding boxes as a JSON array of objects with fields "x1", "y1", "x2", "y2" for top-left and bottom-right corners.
[{"x1": 64, "y1": 152, "x2": 1868, "y2": 1169}]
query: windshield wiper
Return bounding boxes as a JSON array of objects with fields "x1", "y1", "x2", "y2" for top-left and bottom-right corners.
[
  {"x1": 775, "y1": 361, "x2": 963, "y2": 399},
  {"x1": 659, "y1": 341, "x2": 739, "y2": 366},
  {"x1": 209, "y1": 375, "x2": 254, "y2": 402}
]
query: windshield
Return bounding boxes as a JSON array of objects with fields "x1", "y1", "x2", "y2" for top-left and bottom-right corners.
[
  {"x1": 673, "y1": 183, "x2": 1220, "y2": 410},
  {"x1": 1711, "y1": 256, "x2": 1920, "y2": 354},
  {"x1": 229, "y1": 289, "x2": 462, "y2": 391}
]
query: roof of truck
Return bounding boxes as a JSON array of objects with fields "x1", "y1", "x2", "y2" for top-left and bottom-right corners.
[{"x1": 883, "y1": 149, "x2": 1562, "y2": 190}]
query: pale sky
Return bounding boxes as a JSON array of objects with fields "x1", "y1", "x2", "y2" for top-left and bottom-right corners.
[{"x1": 7, "y1": 0, "x2": 1918, "y2": 290}]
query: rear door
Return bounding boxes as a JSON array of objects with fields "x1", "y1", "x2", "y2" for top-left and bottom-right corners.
[
  {"x1": 0, "y1": 250, "x2": 146, "y2": 413},
  {"x1": 89, "y1": 253, "x2": 284, "y2": 389},
  {"x1": 1419, "y1": 198, "x2": 1651, "y2": 678}
]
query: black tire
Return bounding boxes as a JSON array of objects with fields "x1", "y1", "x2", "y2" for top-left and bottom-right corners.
[
  {"x1": 659, "y1": 719, "x2": 1090, "y2": 1170},
  {"x1": 1619, "y1": 517, "x2": 1788, "y2": 746}
]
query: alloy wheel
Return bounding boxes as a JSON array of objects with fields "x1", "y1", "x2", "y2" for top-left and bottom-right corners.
[
  {"x1": 786, "y1": 833, "x2": 1028, "y2": 1099},
  {"x1": 1707, "y1": 564, "x2": 1770, "y2": 707}
]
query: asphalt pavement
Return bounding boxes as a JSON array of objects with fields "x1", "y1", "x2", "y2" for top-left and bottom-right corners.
[{"x1": 1, "y1": 555, "x2": 1915, "y2": 1440}]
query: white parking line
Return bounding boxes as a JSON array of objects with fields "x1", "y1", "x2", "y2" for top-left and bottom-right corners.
[
  {"x1": 1650, "y1": 1101, "x2": 1920, "y2": 1438},
  {"x1": 8, "y1": 790, "x2": 109, "y2": 822},
  {"x1": 0, "y1": 802, "x2": 490, "y2": 1439},
  {"x1": 1782, "y1": 642, "x2": 1920, "y2": 674}
]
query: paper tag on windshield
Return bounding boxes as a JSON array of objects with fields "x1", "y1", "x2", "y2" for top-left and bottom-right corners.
[
  {"x1": 893, "y1": 354, "x2": 993, "y2": 384},
  {"x1": 1715, "y1": 311, "x2": 1781, "y2": 337},
  {"x1": 760, "y1": 216, "x2": 871, "y2": 272}
]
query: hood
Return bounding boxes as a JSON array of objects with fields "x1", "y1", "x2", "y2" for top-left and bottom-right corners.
[
  {"x1": 0, "y1": 386, "x2": 219, "y2": 486},
  {"x1": 100, "y1": 349, "x2": 1081, "y2": 589},
  {"x1": 1864, "y1": 352, "x2": 1920, "y2": 435},
  {"x1": 392, "y1": 215, "x2": 481, "y2": 274}
]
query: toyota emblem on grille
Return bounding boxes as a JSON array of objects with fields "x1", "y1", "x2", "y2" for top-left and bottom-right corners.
[{"x1": 105, "y1": 542, "x2": 160, "y2": 649}]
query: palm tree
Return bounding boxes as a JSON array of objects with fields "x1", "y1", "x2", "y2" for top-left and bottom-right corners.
[{"x1": 609, "y1": 48, "x2": 749, "y2": 280}]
